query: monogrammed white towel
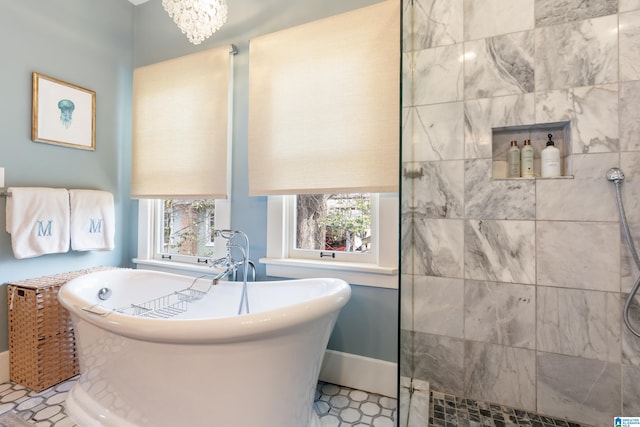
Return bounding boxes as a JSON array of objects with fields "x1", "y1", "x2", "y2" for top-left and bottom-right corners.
[
  {"x1": 5, "y1": 187, "x2": 70, "y2": 259},
  {"x1": 69, "y1": 189, "x2": 115, "y2": 251}
]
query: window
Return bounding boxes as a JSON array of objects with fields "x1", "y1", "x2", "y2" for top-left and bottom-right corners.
[
  {"x1": 291, "y1": 193, "x2": 376, "y2": 263},
  {"x1": 263, "y1": 193, "x2": 398, "y2": 288},
  {"x1": 246, "y1": 2, "x2": 399, "y2": 288},
  {"x1": 134, "y1": 198, "x2": 230, "y2": 270},
  {"x1": 161, "y1": 199, "x2": 216, "y2": 258}
]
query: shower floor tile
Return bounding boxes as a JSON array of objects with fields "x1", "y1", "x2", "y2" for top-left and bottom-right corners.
[
  {"x1": 0, "y1": 377, "x2": 397, "y2": 426},
  {"x1": 429, "y1": 390, "x2": 595, "y2": 427}
]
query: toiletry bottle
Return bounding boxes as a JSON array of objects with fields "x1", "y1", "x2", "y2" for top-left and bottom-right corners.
[
  {"x1": 541, "y1": 133, "x2": 561, "y2": 177},
  {"x1": 521, "y1": 139, "x2": 534, "y2": 178},
  {"x1": 507, "y1": 140, "x2": 520, "y2": 178}
]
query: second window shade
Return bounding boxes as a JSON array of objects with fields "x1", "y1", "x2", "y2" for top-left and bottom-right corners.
[{"x1": 248, "y1": 0, "x2": 401, "y2": 196}]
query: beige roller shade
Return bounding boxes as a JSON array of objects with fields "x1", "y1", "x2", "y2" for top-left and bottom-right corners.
[
  {"x1": 248, "y1": 0, "x2": 400, "y2": 196},
  {"x1": 132, "y1": 46, "x2": 231, "y2": 199}
]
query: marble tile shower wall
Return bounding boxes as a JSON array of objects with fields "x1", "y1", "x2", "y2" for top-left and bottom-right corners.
[{"x1": 400, "y1": 0, "x2": 640, "y2": 426}]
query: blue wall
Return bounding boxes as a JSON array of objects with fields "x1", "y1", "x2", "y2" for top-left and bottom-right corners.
[
  {"x1": 0, "y1": 0, "x2": 397, "y2": 363},
  {"x1": 0, "y1": 0, "x2": 136, "y2": 351}
]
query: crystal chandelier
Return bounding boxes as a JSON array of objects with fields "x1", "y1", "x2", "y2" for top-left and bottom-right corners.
[{"x1": 162, "y1": 0, "x2": 228, "y2": 45}]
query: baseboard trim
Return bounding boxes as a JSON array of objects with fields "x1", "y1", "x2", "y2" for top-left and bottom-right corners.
[
  {"x1": 0, "y1": 351, "x2": 9, "y2": 384},
  {"x1": 319, "y1": 349, "x2": 397, "y2": 398}
]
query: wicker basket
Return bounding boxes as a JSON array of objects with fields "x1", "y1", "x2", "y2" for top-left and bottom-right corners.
[{"x1": 7, "y1": 266, "x2": 113, "y2": 391}]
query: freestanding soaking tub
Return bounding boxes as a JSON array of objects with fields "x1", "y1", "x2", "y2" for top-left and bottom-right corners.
[{"x1": 58, "y1": 268, "x2": 351, "y2": 427}]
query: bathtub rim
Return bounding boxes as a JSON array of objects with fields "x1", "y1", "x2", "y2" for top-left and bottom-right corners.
[{"x1": 58, "y1": 268, "x2": 351, "y2": 345}]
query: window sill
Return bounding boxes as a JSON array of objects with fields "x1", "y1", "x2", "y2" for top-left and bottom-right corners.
[{"x1": 260, "y1": 257, "x2": 398, "y2": 289}]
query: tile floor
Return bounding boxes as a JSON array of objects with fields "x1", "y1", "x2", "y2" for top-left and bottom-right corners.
[
  {"x1": 429, "y1": 390, "x2": 595, "y2": 427},
  {"x1": 0, "y1": 375, "x2": 598, "y2": 427},
  {"x1": 315, "y1": 382, "x2": 396, "y2": 427},
  {"x1": 0, "y1": 377, "x2": 397, "y2": 427}
]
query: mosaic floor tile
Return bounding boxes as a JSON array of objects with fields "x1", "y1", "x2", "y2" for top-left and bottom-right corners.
[
  {"x1": 4, "y1": 377, "x2": 597, "y2": 427},
  {"x1": 0, "y1": 378, "x2": 397, "y2": 427},
  {"x1": 429, "y1": 390, "x2": 595, "y2": 427},
  {"x1": 315, "y1": 381, "x2": 397, "y2": 426}
]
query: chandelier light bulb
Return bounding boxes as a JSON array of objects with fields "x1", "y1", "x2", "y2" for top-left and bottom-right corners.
[{"x1": 162, "y1": 0, "x2": 228, "y2": 45}]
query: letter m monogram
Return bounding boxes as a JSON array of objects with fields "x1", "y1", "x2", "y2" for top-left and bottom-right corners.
[
  {"x1": 37, "y1": 220, "x2": 53, "y2": 237},
  {"x1": 89, "y1": 219, "x2": 103, "y2": 234}
]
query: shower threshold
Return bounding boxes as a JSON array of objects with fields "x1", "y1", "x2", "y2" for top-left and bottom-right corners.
[{"x1": 399, "y1": 377, "x2": 430, "y2": 426}]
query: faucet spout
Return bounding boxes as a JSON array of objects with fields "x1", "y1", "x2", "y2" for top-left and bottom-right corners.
[{"x1": 210, "y1": 268, "x2": 231, "y2": 284}]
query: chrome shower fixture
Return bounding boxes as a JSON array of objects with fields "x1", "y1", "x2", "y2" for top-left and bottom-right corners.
[
  {"x1": 606, "y1": 167, "x2": 625, "y2": 183},
  {"x1": 607, "y1": 167, "x2": 640, "y2": 339}
]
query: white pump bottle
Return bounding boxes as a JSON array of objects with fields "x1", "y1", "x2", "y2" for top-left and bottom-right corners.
[{"x1": 541, "y1": 133, "x2": 561, "y2": 178}]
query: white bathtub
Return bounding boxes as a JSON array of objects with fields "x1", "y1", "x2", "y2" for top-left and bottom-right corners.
[{"x1": 58, "y1": 268, "x2": 351, "y2": 427}]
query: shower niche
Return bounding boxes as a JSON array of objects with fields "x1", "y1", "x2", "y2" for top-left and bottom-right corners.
[{"x1": 492, "y1": 121, "x2": 573, "y2": 180}]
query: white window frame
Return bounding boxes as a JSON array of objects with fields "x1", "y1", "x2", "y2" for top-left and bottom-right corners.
[
  {"x1": 289, "y1": 193, "x2": 378, "y2": 264},
  {"x1": 261, "y1": 193, "x2": 398, "y2": 289},
  {"x1": 134, "y1": 198, "x2": 231, "y2": 275},
  {"x1": 204, "y1": 206, "x2": 216, "y2": 248}
]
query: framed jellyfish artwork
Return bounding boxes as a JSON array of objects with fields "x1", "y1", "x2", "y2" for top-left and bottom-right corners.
[{"x1": 31, "y1": 72, "x2": 96, "y2": 151}]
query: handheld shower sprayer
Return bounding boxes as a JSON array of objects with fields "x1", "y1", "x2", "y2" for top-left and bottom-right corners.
[{"x1": 607, "y1": 167, "x2": 640, "y2": 338}]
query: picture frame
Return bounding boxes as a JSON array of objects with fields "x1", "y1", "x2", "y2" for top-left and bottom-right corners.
[{"x1": 32, "y1": 72, "x2": 96, "y2": 151}]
